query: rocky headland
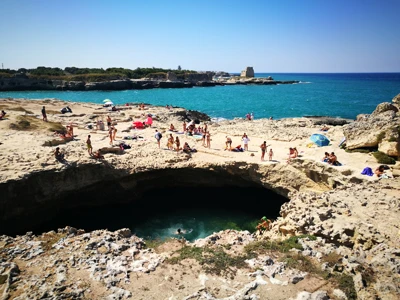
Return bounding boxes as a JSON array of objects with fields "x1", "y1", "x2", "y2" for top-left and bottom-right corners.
[
  {"x1": 0, "y1": 69, "x2": 298, "y2": 91},
  {"x1": 0, "y1": 94, "x2": 399, "y2": 299}
]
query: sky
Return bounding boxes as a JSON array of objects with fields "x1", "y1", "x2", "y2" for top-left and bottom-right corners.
[{"x1": 1, "y1": 0, "x2": 399, "y2": 73}]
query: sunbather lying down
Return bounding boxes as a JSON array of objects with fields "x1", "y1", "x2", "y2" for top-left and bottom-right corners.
[
  {"x1": 98, "y1": 147, "x2": 124, "y2": 155},
  {"x1": 93, "y1": 150, "x2": 104, "y2": 159},
  {"x1": 183, "y1": 142, "x2": 197, "y2": 153},
  {"x1": 231, "y1": 145, "x2": 244, "y2": 152}
]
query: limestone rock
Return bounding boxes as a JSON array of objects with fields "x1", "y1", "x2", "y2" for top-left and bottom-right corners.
[
  {"x1": 166, "y1": 71, "x2": 177, "y2": 81},
  {"x1": 378, "y1": 141, "x2": 399, "y2": 157},
  {"x1": 343, "y1": 102, "x2": 400, "y2": 152},
  {"x1": 392, "y1": 93, "x2": 400, "y2": 104}
]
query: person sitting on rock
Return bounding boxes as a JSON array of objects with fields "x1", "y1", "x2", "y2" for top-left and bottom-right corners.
[
  {"x1": 322, "y1": 152, "x2": 330, "y2": 162},
  {"x1": 320, "y1": 125, "x2": 330, "y2": 131},
  {"x1": 0, "y1": 110, "x2": 6, "y2": 119},
  {"x1": 256, "y1": 216, "x2": 271, "y2": 233},
  {"x1": 328, "y1": 152, "x2": 337, "y2": 165},
  {"x1": 54, "y1": 147, "x2": 65, "y2": 161},
  {"x1": 66, "y1": 124, "x2": 74, "y2": 138},
  {"x1": 374, "y1": 165, "x2": 385, "y2": 177},
  {"x1": 183, "y1": 142, "x2": 197, "y2": 154},
  {"x1": 93, "y1": 149, "x2": 104, "y2": 159},
  {"x1": 183, "y1": 142, "x2": 192, "y2": 154},
  {"x1": 225, "y1": 136, "x2": 232, "y2": 150},
  {"x1": 287, "y1": 147, "x2": 298, "y2": 162}
]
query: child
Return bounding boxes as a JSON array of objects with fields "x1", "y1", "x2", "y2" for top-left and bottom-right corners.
[{"x1": 268, "y1": 148, "x2": 273, "y2": 161}]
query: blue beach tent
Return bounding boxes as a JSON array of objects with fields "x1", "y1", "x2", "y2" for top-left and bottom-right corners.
[{"x1": 310, "y1": 134, "x2": 330, "y2": 147}]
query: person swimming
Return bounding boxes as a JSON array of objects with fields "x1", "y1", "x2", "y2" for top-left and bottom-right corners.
[
  {"x1": 175, "y1": 228, "x2": 193, "y2": 235},
  {"x1": 176, "y1": 228, "x2": 186, "y2": 234}
]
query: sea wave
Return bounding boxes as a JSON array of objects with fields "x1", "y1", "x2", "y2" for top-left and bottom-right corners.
[{"x1": 211, "y1": 117, "x2": 227, "y2": 123}]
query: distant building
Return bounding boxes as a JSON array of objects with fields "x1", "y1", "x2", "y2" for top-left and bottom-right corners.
[{"x1": 240, "y1": 67, "x2": 254, "y2": 78}]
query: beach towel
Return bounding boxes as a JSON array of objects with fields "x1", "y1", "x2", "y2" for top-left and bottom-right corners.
[{"x1": 361, "y1": 167, "x2": 373, "y2": 176}]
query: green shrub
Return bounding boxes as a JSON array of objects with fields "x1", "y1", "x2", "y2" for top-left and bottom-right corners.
[
  {"x1": 0, "y1": 72, "x2": 14, "y2": 78},
  {"x1": 281, "y1": 253, "x2": 319, "y2": 274},
  {"x1": 376, "y1": 131, "x2": 386, "y2": 143},
  {"x1": 201, "y1": 247, "x2": 250, "y2": 276},
  {"x1": 9, "y1": 106, "x2": 33, "y2": 114},
  {"x1": 244, "y1": 235, "x2": 317, "y2": 254},
  {"x1": 345, "y1": 148, "x2": 371, "y2": 153},
  {"x1": 166, "y1": 245, "x2": 252, "y2": 276},
  {"x1": 166, "y1": 245, "x2": 204, "y2": 264},
  {"x1": 144, "y1": 238, "x2": 173, "y2": 251},
  {"x1": 321, "y1": 251, "x2": 342, "y2": 267},
  {"x1": 335, "y1": 273, "x2": 357, "y2": 300},
  {"x1": 372, "y1": 151, "x2": 396, "y2": 164}
]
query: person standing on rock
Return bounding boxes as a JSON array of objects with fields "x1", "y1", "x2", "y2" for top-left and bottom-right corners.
[
  {"x1": 41, "y1": 106, "x2": 48, "y2": 122},
  {"x1": 206, "y1": 131, "x2": 211, "y2": 149},
  {"x1": 86, "y1": 135, "x2": 93, "y2": 156},
  {"x1": 112, "y1": 126, "x2": 118, "y2": 143},
  {"x1": 154, "y1": 130, "x2": 162, "y2": 149},
  {"x1": 106, "y1": 115, "x2": 112, "y2": 130},
  {"x1": 269, "y1": 148, "x2": 274, "y2": 161},
  {"x1": 260, "y1": 141, "x2": 270, "y2": 161},
  {"x1": 182, "y1": 121, "x2": 187, "y2": 133},
  {"x1": 175, "y1": 136, "x2": 181, "y2": 152},
  {"x1": 242, "y1": 133, "x2": 250, "y2": 151},
  {"x1": 108, "y1": 126, "x2": 114, "y2": 145},
  {"x1": 167, "y1": 133, "x2": 174, "y2": 150}
]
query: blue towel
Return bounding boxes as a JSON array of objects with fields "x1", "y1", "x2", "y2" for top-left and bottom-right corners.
[{"x1": 361, "y1": 167, "x2": 373, "y2": 176}]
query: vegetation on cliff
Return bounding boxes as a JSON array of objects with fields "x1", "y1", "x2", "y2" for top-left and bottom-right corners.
[{"x1": 0, "y1": 66, "x2": 198, "y2": 81}]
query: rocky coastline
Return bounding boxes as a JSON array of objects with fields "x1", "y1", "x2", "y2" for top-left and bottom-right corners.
[
  {"x1": 0, "y1": 95, "x2": 399, "y2": 299},
  {"x1": 0, "y1": 76, "x2": 299, "y2": 91}
]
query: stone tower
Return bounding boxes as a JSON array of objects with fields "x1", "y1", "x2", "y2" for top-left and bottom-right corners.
[{"x1": 240, "y1": 67, "x2": 254, "y2": 78}]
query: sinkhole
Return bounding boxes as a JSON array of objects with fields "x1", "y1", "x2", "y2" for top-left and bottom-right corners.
[{"x1": 2, "y1": 168, "x2": 289, "y2": 241}]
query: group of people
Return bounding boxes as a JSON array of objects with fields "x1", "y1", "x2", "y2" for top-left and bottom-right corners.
[
  {"x1": 260, "y1": 141, "x2": 273, "y2": 161},
  {"x1": 245, "y1": 112, "x2": 254, "y2": 120},
  {"x1": 224, "y1": 133, "x2": 251, "y2": 152},
  {"x1": 183, "y1": 120, "x2": 207, "y2": 136},
  {"x1": 322, "y1": 151, "x2": 339, "y2": 165},
  {"x1": 85, "y1": 134, "x2": 104, "y2": 159},
  {"x1": 165, "y1": 132, "x2": 181, "y2": 151}
]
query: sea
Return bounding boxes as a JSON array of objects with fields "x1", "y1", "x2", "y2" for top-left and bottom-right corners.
[
  {"x1": 3, "y1": 73, "x2": 400, "y2": 241},
  {"x1": 1, "y1": 73, "x2": 400, "y2": 121}
]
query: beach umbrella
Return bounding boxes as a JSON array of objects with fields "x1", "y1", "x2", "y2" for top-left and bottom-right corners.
[
  {"x1": 103, "y1": 99, "x2": 112, "y2": 103},
  {"x1": 310, "y1": 134, "x2": 330, "y2": 147}
]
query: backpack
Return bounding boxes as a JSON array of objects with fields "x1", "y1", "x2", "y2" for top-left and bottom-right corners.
[{"x1": 159, "y1": 133, "x2": 162, "y2": 138}]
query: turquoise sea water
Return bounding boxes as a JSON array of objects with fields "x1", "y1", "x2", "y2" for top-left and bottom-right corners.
[{"x1": 1, "y1": 73, "x2": 399, "y2": 120}]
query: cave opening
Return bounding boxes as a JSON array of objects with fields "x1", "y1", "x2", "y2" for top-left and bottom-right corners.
[
  {"x1": 32, "y1": 188, "x2": 287, "y2": 242},
  {"x1": 3, "y1": 169, "x2": 290, "y2": 241}
]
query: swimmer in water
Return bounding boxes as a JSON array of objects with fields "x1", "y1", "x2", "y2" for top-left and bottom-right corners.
[{"x1": 175, "y1": 228, "x2": 187, "y2": 235}]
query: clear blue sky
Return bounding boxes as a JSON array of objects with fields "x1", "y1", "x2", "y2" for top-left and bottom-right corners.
[{"x1": 1, "y1": 0, "x2": 399, "y2": 72}]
